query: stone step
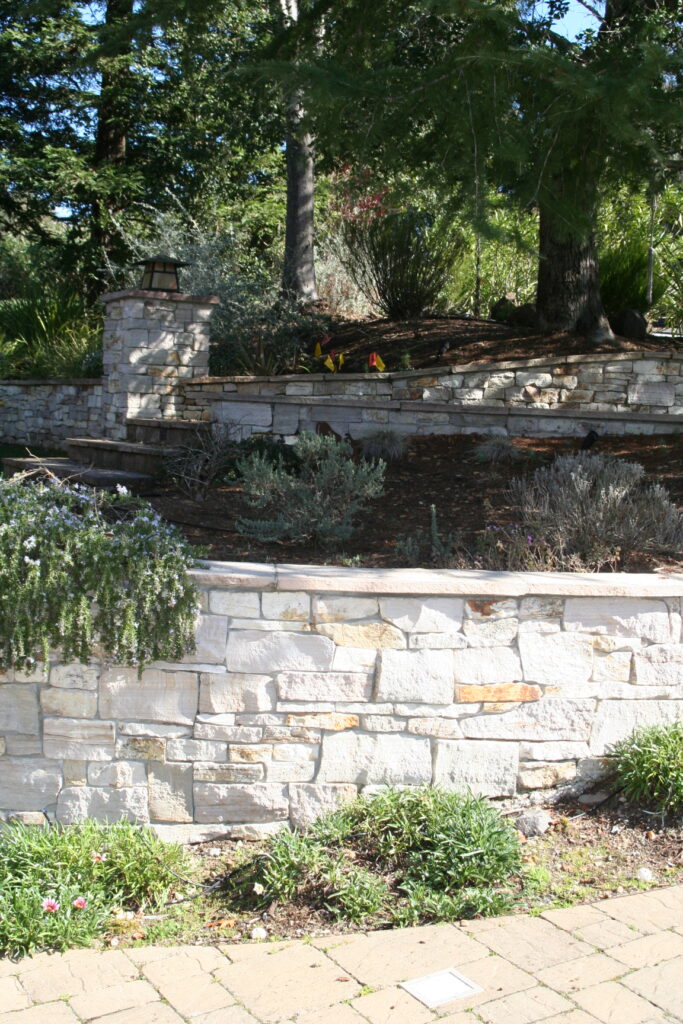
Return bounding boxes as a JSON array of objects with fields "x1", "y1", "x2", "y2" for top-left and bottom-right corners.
[
  {"x1": 2, "y1": 457, "x2": 154, "y2": 493},
  {"x1": 126, "y1": 416, "x2": 210, "y2": 446},
  {"x1": 65, "y1": 437, "x2": 179, "y2": 475}
]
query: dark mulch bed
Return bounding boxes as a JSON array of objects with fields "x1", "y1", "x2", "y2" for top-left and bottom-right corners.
[
  {"x1": 321, "y1": 315, "x2": 672, "y2": 372},
  {"x1": 151, "y1": 432, "x2": 683, "y2": 572}
]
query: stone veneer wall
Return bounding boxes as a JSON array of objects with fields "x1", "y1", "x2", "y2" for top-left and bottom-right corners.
[
  {"x1": 1, "y1": 564, "x2": 682, "y2": 840},
  {"x1": 0, "y1": 379, "x2": 102, "y2": 446},
  {"x1": 182, "y1": 350, "x2": 683, "y2": 440}
]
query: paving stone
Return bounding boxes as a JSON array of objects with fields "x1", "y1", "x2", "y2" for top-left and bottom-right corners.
[
  {"x1": 18, "y1": 949, "x2": 137, "y2": 1003},
  {"x1": 620, "y1": 955, "x2": 683, "y2": 1018},
  {"x1": 213, "y1": 942, "x2": 362, "y2": 1022},
  {"x1": 596, "y1": 887, "x2": 683, "y2": 934},
  {"x1": 0, "y1": 1004, "x2": 78, "y2": 1024},
  {"x1": 476, "y1": 985, "x2": 574, "y2": 1024},
  {"x1": 534, "y1": 1014, "x2": 604, "y2": 1024},
  {"x1": 85, "y1": 1006, "x2": 185, "y2": 1024},
  {"x1": 432, "y1": 954, "x2": 536, "y2": 1014},
  {"x1": 607, "y1": 930, "x2": 683, "y2": 968},
  {"x1": 350, "y1": 985, "x2": 434, "y2": 1023},
  {"x1": 193, "y1": 1009, "x2": 260, "y2": 1024},
  {"x1": 574, "y1": 919, "x2": 644, "y2": 950},
  {"x1": 70, "y1": 979, "x2": 160, "y2": 1019},
  {"x1": 0, "y1": 978, "x2": 30, "y2": 1013},
  {"x1": 573, "y1": 981, "x2": 668, "y2": 1024},
  {"x1": 145, "y1": 972, "x2": 235, "y2": 1018},
  {"x1": 476, "y1": 916, "x2": 592, "y2": 971},
  {"x1": 322, "y1": 924, "x2": 487, "y2": 987},
  {"x1": 541, "y1": 906, "x2": 611, "y2": 932},
  {"x1": 535, "y1": 953, "x2": 626, "y2": 992}
]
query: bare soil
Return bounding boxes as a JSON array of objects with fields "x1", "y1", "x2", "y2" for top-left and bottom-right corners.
[{"x1": 151, "y1": 432, "x2": 683, "y2": 572}]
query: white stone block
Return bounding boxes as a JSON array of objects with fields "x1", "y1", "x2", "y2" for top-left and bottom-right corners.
[
  {"x1": 377, "y1": 649, "x2": 454, "y2": 703},
  {"x1": 100, "y1": 668, "x2": 198, "y2": 725},
  {"x1": 118, "y1": 722, "x2": 191, "y2": 737},
  {"x1": 186, "y1": 615, "x2": 228, "y2": 663},
  {"x1": 57, "y1": 786, "x2": 149, "y2": 824},
  {"x1": 40, "y1": 688, "x2": 97, "y2": 718},
  {"x1": 379, "y1": 597, "x2": 464, "y2": 633},
  {"x1": 194, "y1": 722, "x2": 262, "y2": 742},
  {"x1": 634, "y1": 644, "x2": 683, "y2": 686},
  {"x1": 272, "y1": 742, "x2": 319, "y2": 762},
  {"x1": 592, "y1": 650, "x2": 633, "y2": 683},
  {"x1": 590, "y1": 700, "x2": 683, "y2": 754},
  {"x1": 361, "y1": 715, "x2": 407, "y2": 732},
  {"x1": 43, "y1": 718, "x2": 116, "y2": 761},
  {"x1": 277, "y1": 672, "x2": 373, "y2": 702},
  {"x1": 407, "y1": 718, "x2": 463, "y2": 739},
  {"x1": 208, "y1": 591, "x2": 260, "y2": 617},
  {"x1": 519, "y1": 632, "x2": 593, "y2": 685},
  {"x1": 87, "y1": 761, "x2": 146, "y2": 788},
  {"x1": 462, "y1": 699, "x2": 595, "y2": 741},
  {"x1": 49, "y1": 664, "x2": 99, "y2": 690},
  {"x1": 193, "y1": 783, "x2": 289, "y2": 823},
  {"x1": 313, "y1": 596, "x2": 379, "y2": 622},
  {"x1": 0, "y1": 758, "x2": 62, "y2": 811},
  {"x1": 519, "y1": 741, "x2": 590, "y2": 761},
  {"x1": 0, "y1": 684, "x2": 38, "y2": 734},
  {"x1": 226, "y1": 630, "x2": 335, "y2": 673},
  {"x1": 199, "y1": 672, "x2": 276, "y2": 714},
  {"x1": 408, "y1": 633, "x2": 468, "y2": 649},
  {"x1": 265, "y1": 762, "x2": 316, "y2": 782},
  {"x1": 289, "y1": 783, "x2": 357, "y2": 827},
  {"x1": 316, "y1": 622, "x2": 405, "y2": 649},
  {"x1": 453, "y1": 646, "x2": 522, "y2": 685},
  {"x1": 149, "y1": 763, "x2": 193, "y2": 823},
  {"x1": 331, "y1": 647, "x2": 377, "y2": 672},
  {"x1": 564, "y1": 598, "x2": 673, "y2": 643},
  {"x1": 166, "y1": 738, "x2": 227, "y2": 762},
  {"x1": 434, "y1": 739, "x2": 519, "y2": 797},
  {"x1": 628, "y1": 382, "x2": 674, "y2": 406},
  {"x1": 463, "y1": 618, "x2": 518, "y2": 647},
  {"x1": 262, "y1": 592, "x2": 310, "y2": 621},
  {"x1": 318, "y1": 731, "x2": 432, "y2": 785}
]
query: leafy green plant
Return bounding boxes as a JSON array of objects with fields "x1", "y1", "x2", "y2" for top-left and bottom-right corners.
[
  {"x1": 341, "y1": 209, "x2": 463, "y2": 319},
  {"x1": 396, "y1": 504, "x2": 461, "y2": 567},
  {"x1": 237, "y1": 431, "x2": 385, "y2": 546},
  {"x1": 609, "y1": 721, "x2": 683, "y2": 815},
  {"x1": 599, "y1": 238, "x2": 667, "y2": 315},
  {"x1": 0, "y1": 286, "x2": 102, "y2": 379},
  {"x1": 0, "y1": 478, "x2": 199, "y2": 670},
  {"x1": 224, "y1": 787, "x2": 520, "y2": 927},
  {"x1": 0, "y1": 821, "x2": 190, "y2": 958}
]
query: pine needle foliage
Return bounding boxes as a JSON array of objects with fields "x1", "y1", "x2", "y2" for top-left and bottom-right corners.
[{"x1": 0, "y1": 479, "x2": 199, "y2": 670}]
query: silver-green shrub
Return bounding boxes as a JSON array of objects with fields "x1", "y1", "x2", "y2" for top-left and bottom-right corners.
[
  {"x1": 237, "y1": 431, "x2": 385, "y2": 545},
  {"x1": 360, "y1": 428, "x2": 407, "y2": 462},
  {"x1": 0, "y1": 479, "x2": 199, "y2": 670}
]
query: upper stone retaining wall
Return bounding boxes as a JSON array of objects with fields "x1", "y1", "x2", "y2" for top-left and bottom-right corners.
[
  {"x1": 2, "y1": 563, "x2": 682, "y2": 841},
  {"x1": 0, "y1": 379, "x2": 102, "y2": 446},
  {"x1": 183, "y1": 350, "x2": 683, "y2": 439}
]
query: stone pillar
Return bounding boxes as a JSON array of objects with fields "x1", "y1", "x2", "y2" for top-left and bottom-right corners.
[{"x1": 99, "y1": 289, "x2": 218, "y2": 439}]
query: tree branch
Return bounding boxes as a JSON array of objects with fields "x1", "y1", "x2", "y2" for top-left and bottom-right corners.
[{"x1": 574, "y1": 0, "x2": 605, "y2": 23}]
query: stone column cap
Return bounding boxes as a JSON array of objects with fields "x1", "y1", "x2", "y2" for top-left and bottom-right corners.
[{"x1": 99, "y1": 289, "x2": 220, "y2": 304}]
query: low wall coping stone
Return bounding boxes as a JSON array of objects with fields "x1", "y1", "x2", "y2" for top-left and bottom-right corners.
[
  {"x1": 0, "y1": 378, "x2": 101, "y2": 387},
  {"x1": 190, "y1": 561, "x2": 683, "y2": 596},
  {"x1": 100, "y1": 289, "x2": 220, "y2": 304}
]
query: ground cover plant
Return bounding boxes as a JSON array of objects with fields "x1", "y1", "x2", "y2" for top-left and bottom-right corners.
[
  {"x1": 609, "y1": 722, "x2": 683, "y2": 816},
  {"x1": 0, "y1": 821, "x2": 190, "y2": 959},
  {"x1": 0, "y1": 478, "x2": 199, "y2": 670}
]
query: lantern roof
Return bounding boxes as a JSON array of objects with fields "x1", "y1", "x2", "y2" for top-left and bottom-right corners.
[{"x1": 132, "y1": 255, "x2": 189, "y2": 267}]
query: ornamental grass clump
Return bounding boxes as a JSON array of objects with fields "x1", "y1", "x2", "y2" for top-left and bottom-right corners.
[
  {"x1": 0, "y1": 821, "x2": 190, "y2": 958},
  {"x1": 225, "y1": 787, "x2": 521, "y2": 926},
  {"x1": 609, "y1": 721, "x2": 683, "y2": 816},
  {"x1": 0, "y1": 478, "x2": 199, "y2": 669}
]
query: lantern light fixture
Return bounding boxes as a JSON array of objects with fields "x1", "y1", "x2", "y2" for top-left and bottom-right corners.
[{"x1": 133, "y1": 255, "x2": 189, "y2": 293}]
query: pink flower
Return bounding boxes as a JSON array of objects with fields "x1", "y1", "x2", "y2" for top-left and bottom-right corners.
[
  {"x1": 41, "y1": 898, "x2": 59, "y2": 913},
  {"x1": 91, "y1": 851, "x2": 107, "y2": 863},
  {"x1": 72, "y1": 896, "x2": 88, "y2": 910}
]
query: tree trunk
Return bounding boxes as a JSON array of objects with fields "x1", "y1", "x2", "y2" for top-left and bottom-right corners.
[
  {"x1": 536, "y1": 171, "x2": 613, "y2": 343},
  {"x1": 281, "y1": 90, "x2": 319, "y2": 305}
]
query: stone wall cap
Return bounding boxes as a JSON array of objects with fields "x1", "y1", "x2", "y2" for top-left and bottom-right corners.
[
  {"x1": 0, "y1": 378, "x2": 101, "y2": 386},
  {"x1": 99, "y1": 289, "x2": 220, "y2": 304},
  {"x1": 191, "y1": 560, "x2": 683, "y2": 596}
]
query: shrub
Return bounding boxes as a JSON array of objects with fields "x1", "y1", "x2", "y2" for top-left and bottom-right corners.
[
  {"x1": 472, "y1": 436, "x2": 527, "y2": 465},
  {"x1": 341, "y1": 209, "x2": 463, "y2": 319},
  {"x1": 508, "y1": 453, "x2": 683, "y2": 570},
  {"x1": 609, "y1": 721, "x2": 683, "y2": 815},
  {"x1": 225, "y1": 787, "x2": 520, "y2": 926},
  {"x1": 0, "y1": 286, "x2": 102, "y2": 379},
  {"x1": 599, "y1": 238, "x2": 666, "y2": 315},
  {"x1": 360, "y1": 428, "x2": 407, "y2": 462},
  {"x1": 164, "y1": 424, "x2": 241, "y2": 501},
  {"x1": 0, "y1": 478, "x2": 199, "y2": 670},
  {"x1": 237, "y1": 431, "x2": 385, "y2": 546},
  {"x1": 0, "y1": 821, "x2": 190, "y2": 958}
]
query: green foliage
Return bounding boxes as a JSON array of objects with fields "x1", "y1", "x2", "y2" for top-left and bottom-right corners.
[
  {"x1": 341, "y1": 209, "x2": 463, "y2": 319},
  {"x1": 225, "y1": 788, "x2": 520, "y2": 926},
  {"x1": 0, "y1": 287, "x2": 102, "y2": 379},
  {"x1": 360, "y1": 429, "x2": 407, "y2": 462},
  {"x1": 237, "y1": 431, "x2": 385, "y2": 546},
  {"x1": 0, "y1": 820, "x2": 190, "y2": 959},
  {"x1": 396, "y1": 504, "x2": 460, "y2": 567},
  {"x1": 599, "y1": 238, "x2": 666, "y2": 316},
  {"x1": 472, "y1": 436, "x2": 528, "y2": 465},
  {"x1": 0, "y1": 479, "x2": 199, "y2": 670},
  {"x1": 610, "y1": 722, "x2": 683, "y2": 815}
]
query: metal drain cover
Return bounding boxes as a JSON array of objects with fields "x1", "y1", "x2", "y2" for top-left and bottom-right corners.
[{"x1": 400, "y1": 967, "x2": 483, "y2": 1008}]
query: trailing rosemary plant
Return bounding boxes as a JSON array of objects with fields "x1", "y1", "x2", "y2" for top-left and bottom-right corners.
[{"x1": 0, "y1": 479, "x2": 199, "y2": 671}]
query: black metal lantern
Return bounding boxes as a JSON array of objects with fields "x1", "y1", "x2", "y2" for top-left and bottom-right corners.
[{"x1": 133, "y1": 255, "x2": 188, "y2": 292}]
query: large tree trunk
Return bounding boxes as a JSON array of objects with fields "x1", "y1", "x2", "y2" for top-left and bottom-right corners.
[
  {"x1": 282, "y1": 90, "x2": 319, "y2": 305},
  {"x1": 536, "y1": 169, "x2": 613, "y2": 343}
]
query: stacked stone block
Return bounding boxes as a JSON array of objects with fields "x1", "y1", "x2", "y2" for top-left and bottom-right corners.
[
  {"x1": 1, "y1": 567, "x2": 682, "y2": 837},
  {"x1": 100, "y1": 289, "x2": 218, "y2": 439},
  {"x1": 0, "y1": 380, "x2": 102, "y2": 445}
]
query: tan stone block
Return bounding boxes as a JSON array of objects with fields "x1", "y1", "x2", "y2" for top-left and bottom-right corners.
[
  {"x1": 477, "y1": 916, "x2": 592, "y2": 972},
  {"x1": 0, "y1": 1003, "x2": 79, "y2": 1024},
  {"x1": 351, "y1": 985, "x2": 434, "y2": 1024},
  {"x1": 116, "y1": 736, "x2": 165, "y2": 761},
  {"x1": 317, "y1": 622, "x2": 405, "y2": 648},
  {"x1": 596, "y1": 887, "x2": 683, "y2": 934},
  {"x1": 574, "y1": 918, "x2": 644, "y2": 949},
  {"x1": 228, "y1": 743, "x2": 272, "y2": 762},
  {"x1": 573, "y1": 980, "x2": 668, "y2": 1024},
  {"x1": 83, "y1": 1005, "x2": 185, "y2": 1024},
  {"x1": 192, "y1": 1008, "x2": 261, "y2": 1024},
  {"x1": 607, "y1": 930, "x2": 683, "y2": 968},
  {"x1": 212, "y1": 943, "x2": 362, "y2": 1022},
  {"x1": 620, "y1": 955, "x2": 683, "y2": 1018},
  {"x1": 541, "y1": 905, "x2": 610, "y2": 932},
  {"x1": 18, "y1": 949, "x2": 136, "y2": 1003},
  {"x1": 70, "y1": 979, "x2": 160, "y2": 1020},
  {"x1": 536, "y1": 953, "x2": 625, "y2": 993},
  {"x1": 0, "y1": 976, "x2": 30, "y2": 1013},
  {"x1": 457, "y1": 683, "x2": 540, "y2": 703},
  {"x1": 285, "y1": 713, "x2": 358, "y2": 731},
  {"x1": 43, "y1": 718, "x2": 115, "y2": 761},
  {"x1": 40, "y1": 688, "x2": 97, "y2": 718},
  {"x1": 467, "y1": 985, "x2": 573, "y2": 1024},
  {"x1": 517, "y1": 760, "x2": 577, "y2": 790}
]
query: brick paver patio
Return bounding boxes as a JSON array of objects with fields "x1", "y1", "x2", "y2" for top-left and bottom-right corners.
[{"x1": 1, "y1": 885, "x2": 682, "y2": 1023}]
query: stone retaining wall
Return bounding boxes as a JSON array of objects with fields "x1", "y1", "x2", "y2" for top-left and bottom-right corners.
[
  {"x1": 2, "y1": 564, "x2": 682, "y2": 840},
  {"x1": 0, "y1": 379, "x2": 102, "y2": 446}
]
